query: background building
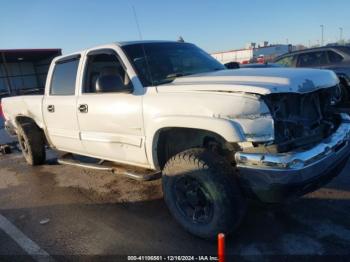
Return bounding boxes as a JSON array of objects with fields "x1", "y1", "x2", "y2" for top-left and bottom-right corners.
[
  {"x1": 0, "y1": 49, "x2": 61, "y2": 97},
  {"x1": 211, "y1": 41, "x2": 294, "y2": 64}
]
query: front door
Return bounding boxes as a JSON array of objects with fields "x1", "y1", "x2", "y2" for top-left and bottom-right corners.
[{"x1": 76, "y1": 49, "x2": 147, "y2": 166}]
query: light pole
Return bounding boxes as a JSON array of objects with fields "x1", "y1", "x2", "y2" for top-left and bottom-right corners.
[
  {"x1": 339, "y1": 27, "x2": 343, "y2": 42},
  {"x1": 320, "y1": 25, "x2": 324, "y2": 46}
]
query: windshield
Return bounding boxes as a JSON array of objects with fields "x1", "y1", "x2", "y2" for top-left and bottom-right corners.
[{"x1": 122, "y1": 42, "x2": 225, "y2": 86}]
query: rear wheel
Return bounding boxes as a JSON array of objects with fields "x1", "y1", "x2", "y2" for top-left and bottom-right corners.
[
  {"x1": 162, "y1": 148, "x2": 246, "y2": 239},
  {"x1": 17, "y1": 123, "x2": 46, "y2": 165}
]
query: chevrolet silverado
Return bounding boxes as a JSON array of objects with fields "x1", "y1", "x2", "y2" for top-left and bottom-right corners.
[{"x1": 2, "y1": 41, "x2": 350, "y2": 239}]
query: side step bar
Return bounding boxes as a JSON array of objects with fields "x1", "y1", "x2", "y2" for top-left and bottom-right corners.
[
  {"x1": 57, "y1": 158, "x2": 113, "y2": 171},
  {"x1": 57, "y1": 154, "x2": 161, "y2": 181}
]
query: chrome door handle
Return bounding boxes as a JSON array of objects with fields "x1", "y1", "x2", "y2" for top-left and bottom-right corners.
[
  {"x1": 47, "y1": 105, "x2": 55, "y2": 113},
  {"x1": 78, "y1": 104, "x2": 88, "y2": 113}
]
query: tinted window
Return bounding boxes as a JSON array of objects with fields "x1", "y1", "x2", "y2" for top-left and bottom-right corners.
[
  {"x1": 275, "y1": 55, "x2": 294, "y2": 67},
  {"x1": 297, "y1": 51, "x2": 327, "y2": 67},
  {"x1": 50, "y1": 59, "x2": 79, "y2": 95},
  {"x1": 328, "y1": 51, "x2": 343, "y2": 63},
  {"x1": 83, "y1": 52, "x2": 131, "y2": 93},
  {"x1": 336, "y1": 47, "x2": 350, "y2": 55},
  {"x1": 122, "y1": 42, "x2": 225, "y2": 87}
]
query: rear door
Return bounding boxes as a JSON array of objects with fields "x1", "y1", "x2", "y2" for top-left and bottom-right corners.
[
  {"x1": 76, "y1": 48, "x2": 147, "y2": 166},
  {"x1": 296, "y1": 51, "x2": 328, "y2": 68},
  {"x1": 327, "y1": 50, "x2": 344, "y2": 66},
  {"x1": 43, "y1": 55, "x2": 85, "y2": 154}
]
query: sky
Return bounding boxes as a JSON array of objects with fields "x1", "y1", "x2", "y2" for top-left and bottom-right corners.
[{"x1": 0, "y1": 0, "x2": 349, "y2": 54}]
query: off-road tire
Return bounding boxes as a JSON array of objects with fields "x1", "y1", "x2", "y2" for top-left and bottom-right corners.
[
  {"x1": 17, "y1": 123, "x2": 46, "y2": 165},
  {"x1": 162, "y1": 148, "x2": 246, "y2": 239}
]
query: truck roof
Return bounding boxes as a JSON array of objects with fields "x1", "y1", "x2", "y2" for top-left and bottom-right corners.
[
  {"x1": 116, "y1": 40, "x2": 180, "y2": 46},
  {"x1": 54, "y1": 41, "x2": 186, "y2": 62}
]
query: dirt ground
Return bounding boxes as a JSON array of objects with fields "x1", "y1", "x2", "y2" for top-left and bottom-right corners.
[{"x1": 0, "y1": 128, "x2": 350, "y2": 261}]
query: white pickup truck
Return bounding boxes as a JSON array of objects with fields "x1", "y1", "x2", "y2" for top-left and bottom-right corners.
[{"x1": 2, "y1": 41, "x2": 350, "y2": 239}]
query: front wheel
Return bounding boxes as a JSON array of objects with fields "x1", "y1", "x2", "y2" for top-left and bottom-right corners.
[{"x1": 162, "y1": 148, "x2": 246, "y2": 239}]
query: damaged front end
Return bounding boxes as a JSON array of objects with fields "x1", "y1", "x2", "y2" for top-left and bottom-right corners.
[
  {"x1": 234, "y1": 85, "x2": 350, "y2": 203},
  {"x1": 245, "y1": 85, "x2": 343, "y2": 153}
]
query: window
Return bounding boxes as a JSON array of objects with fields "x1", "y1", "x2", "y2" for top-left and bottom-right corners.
[
  {"x1": 336, "y1": 46, "x2": 350, "y2": 56},
  {"x1": 122, "y1": 42, "x2": 225, "y2": 87},
  {"x1": 328, "y1": 51, "x2": 343, "y2": 63},
  {"x1": 297, "y1": 51, "x2": 327, "y2": 67},
  {"x1": 50, "y1": 59, "x2": 79, "y2": 95},
  {"x1": 83, "y1": 52, "x2": 131, "y2": 93},
  {"x1": 275, "y1": 55, "x2": 294, "y2": 67}
]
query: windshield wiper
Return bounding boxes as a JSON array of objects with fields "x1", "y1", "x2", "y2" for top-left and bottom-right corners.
[
  {"x1": 166, "y1": 72, "x2": 189, "y2": 79},
  {"x1": 153, "y1": 73, "x2": 190, "y2": 86}
]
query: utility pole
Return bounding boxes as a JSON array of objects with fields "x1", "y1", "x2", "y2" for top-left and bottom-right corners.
[
  {"x1": 320, "y1": 25, "x2": 324, "y2": 46},
  {"x1": 339, "y1": 27, "x2": 343, "y2": 42}
]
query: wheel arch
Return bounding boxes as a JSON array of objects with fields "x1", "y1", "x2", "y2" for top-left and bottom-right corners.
[
  {"x1": 15, "y1": 115, "x2": 48, "y2": 145},
  {"x1": 146, "y1": 116, "x2": 244, "y2": 169},
  {"x1": 15, "y1": 115, "x2": 40, "y2": 127}
]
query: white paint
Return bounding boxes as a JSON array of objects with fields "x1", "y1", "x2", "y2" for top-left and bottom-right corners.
[
  {"x1": 1, "y1": 41, "x2": 340, "y2": 170},
  {"x1": 157, "y1": 67, "x2": 339, "y2": 94},
  {"x1": 43, "y1": 95, "x2": 85, "y2": 153},
  {"x1": 0, "y1": 214, "x2": 53, "y2": 261}
]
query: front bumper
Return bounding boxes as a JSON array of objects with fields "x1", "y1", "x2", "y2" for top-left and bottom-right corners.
[{"x1": 235, "y1": 114, "x2": 350, "y2": 203}]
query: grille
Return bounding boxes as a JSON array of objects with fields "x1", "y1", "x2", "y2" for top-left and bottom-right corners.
[{"x1": 263, "y1": 86, "x2": 340, "y2": 151}]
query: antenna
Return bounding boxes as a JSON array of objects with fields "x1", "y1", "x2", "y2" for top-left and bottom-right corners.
[
  {"x1": 131, "y1": 4, "x2": 154, "y2": 86},
  {"x1": 132, "y1": 5, "x2": 143, "y2": 40},
  {"x1": 177, "y1": 36, "x2": 185, "y2": 43}
]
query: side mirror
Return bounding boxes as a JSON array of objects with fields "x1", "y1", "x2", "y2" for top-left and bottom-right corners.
[
  {"x1": 95, "y1": 75, "x2": 132, "y2": 93},
  {"x1": 224, "y1": 62, "x2": 240, "y2": 69}
]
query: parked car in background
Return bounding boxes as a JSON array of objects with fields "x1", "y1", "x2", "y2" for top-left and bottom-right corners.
[{"x1": 274, "y1": 46, "x2": 350, "y2": 105}]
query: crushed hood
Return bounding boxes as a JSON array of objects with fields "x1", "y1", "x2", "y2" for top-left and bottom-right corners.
[{"x1": 156, "y1": 68, "x2": 339, "y2": 95}]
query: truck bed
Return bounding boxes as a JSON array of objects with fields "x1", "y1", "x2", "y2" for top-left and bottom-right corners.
[{"x1": 2, "y1": 95, "x2": 44, "y2": 130}]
